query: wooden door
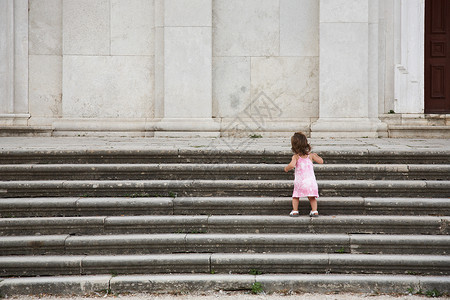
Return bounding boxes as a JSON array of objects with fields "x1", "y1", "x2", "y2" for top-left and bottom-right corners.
[{"x1": 425, "y1": 0, "x2": 450, "y2": 113}]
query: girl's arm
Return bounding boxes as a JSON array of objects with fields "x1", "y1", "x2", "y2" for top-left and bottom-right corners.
[
  {"x1": 284, "y1": 155, "x2": 298, "y2": 172},
  {"x1": 310, "y1": 153, "x2": 324, "y2": 164}
]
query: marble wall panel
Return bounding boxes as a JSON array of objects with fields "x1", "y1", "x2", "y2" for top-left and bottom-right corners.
[
  {"x1": 164, "y1": 27, "x2": 212, "y2": 118},
  {"x1": 251, "y1": 57, "x2": 319, "y2": 118},
  {"x1": 212, "y1": 57, "x2": 251, "y2": 118},
  {"x1": 320, "y1": 23, "x2": 369, "y2": 118},
  {"x1": 62, "y1": 56, "x2": 153, "y2": 118},
  {"x1": 280, "y1": 0, "x2": 319, "y2": 56},
  {"x1": 63, "y1": 0, "x2": 110, "y2": 55},
  {"x1": 29, "y1": 0, "x2": 62, "y2": 55},
  {"x1": 213, "y1": 0, "x2": 279, "y2": 56},
  {"x1": 111, "y1": 0, "x2": 154, "y2": 55},
  {"x1": 165, "y1": 0, "x2": 211, "y2": 27},
  {"x1": 320, "y1": 0, "x2": 368, "y2": 22},
  {"x1": 29, "y1": 55, "x2": 62, "y2": 117},
  {"x1": 0, "y1": 0, "x2": 14, "y2": 114}
]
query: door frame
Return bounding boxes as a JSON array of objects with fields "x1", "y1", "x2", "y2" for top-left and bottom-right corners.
[{"x1": 394, "y1": 0, "x2": 425, "y2": 114}]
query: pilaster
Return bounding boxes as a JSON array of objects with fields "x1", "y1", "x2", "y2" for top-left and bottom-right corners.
[
  {"x1": 311, "y1": 0, "x2": 386, "y2": 137},
  {"x1": 154, "y1": 0, "x2": 219, "y2": 137},
  {"x1": 393, "y1": 0, "x2": 425, "y2": 113},
  {"x1": 0, "y1": 0, "x2": 29, "y2": 126}
]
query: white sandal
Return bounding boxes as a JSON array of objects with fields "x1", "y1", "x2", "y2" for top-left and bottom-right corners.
[
  {"x1": 289, "y1": 210, "x2": 299, "y2": 217},
  {"x1": 309, "y1": 210, "x2": 319, "y2": 217}
]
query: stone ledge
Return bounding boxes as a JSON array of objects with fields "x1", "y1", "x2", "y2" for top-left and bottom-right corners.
[
  {"x1": 0, "y1": 163, "x2": 448, "y2": 180},
  {"x1": 0, "y1": 215, "x2": 446, "y2": 236},
  {"x1": 0, "y1": 179, "x2": 448, "y2": 197},
  {"x1": 1, "y1": 233, "x2": 449, "y2": 255},
  {"x1": 0, "y1": 253, "x2": 448, "y2": 277},
  {"x1": 1, "y1": 147, "x2": 449, "y2": 164},
  {"x1": 1, "y1": 274, "x2": 448, "y2": 296},
  {"x1": 0, "y1": 197, "x2": 448, "y2": 217}
]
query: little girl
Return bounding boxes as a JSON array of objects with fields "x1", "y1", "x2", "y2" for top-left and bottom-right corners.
[{"x1": 284, "y1": 132, "x2": 323, "y2": 217}]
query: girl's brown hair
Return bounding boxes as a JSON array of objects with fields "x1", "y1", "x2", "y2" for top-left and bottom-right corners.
[{"x1": 291, "y1": 132, "x2": 311, "y2": 155}]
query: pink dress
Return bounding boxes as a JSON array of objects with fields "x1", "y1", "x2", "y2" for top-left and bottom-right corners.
[{"x1": 292, "y1": 155, "x2": 319, "y2": 198}]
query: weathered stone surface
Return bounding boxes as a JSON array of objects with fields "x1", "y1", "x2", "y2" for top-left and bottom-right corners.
[
  {"x1": 65, "y1": 234, "x2": 186, "y2": 255},
  {"x1": 63, "y1": 0, "x2": 110, "y2": 55},
  {"x1": 328, "y1": 254, "x2": 450, "y2": 275},
  {"x1": 258, "y1": 274, "x2": 420, "y2": 294},
  {"x1": 0, "y1": 216, "x2": 105, "y2": 236},
  {"x1": 104, "y1": 215, "x2": 208, "y2": 234},
  {"x1": 211, "y1": 253, "x2": 329, "y2": 274},
  {"x1": 350, "y1": 234, "x2": 450, "y2": 255},
  {"x1": 280, "y1": 0, "x2": 319, "y2": 56},
  {"x1": 29, "y1": 0, "x2": 62, "y2": 55},
  {"x1": 185, "y1": 233, "x2": 349, "y2": 253},
  {"x1": 81, "y1": 254, "x2": 210, "y2": 274},
  {"x1": 213, "y1": 0, "x2": 279, "y2": 56},
  {"x1": 165, "y1": 0, "x2": 211, "y2": 27},
  {"x1": 0, "y1": 275, "x2": 110, "y2": 297},
  {"x1": 62, "y1": 55, "x2": 153, "y2": 118},
  {"x1": 0, "y1": 235, "x2": 67, "y2": 255},
  {"x1": 1, "y1": 179, "x2": 448, "y2": 198},
  {"x1": 110, "y1": 0, "x2": 154, "y2": 55},
  {"x1": 76, "y1": 197, "x2": 173, "y2": 216},
  {"x1": 29, "y1": 55, "x2": 62, "y2": 119},
  {"x1": 0, "y1": 256, "x2": 83, "y2": 276},
  {"x1": 212, "y1": 56, "x2": 251, "y2": 118},
  {"x1": 163, "y1": 27, "x2": 211, "y2": 119},
  {"x1": 251, "y1": 56, "x2": 319, "y2": 119},
  {"x1": 110, "y1": 274, "x2": 255, "y2": 293}
]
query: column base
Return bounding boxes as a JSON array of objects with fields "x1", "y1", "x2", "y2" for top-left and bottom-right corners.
[
  {"x1": 311, "y1": 118, "x2": 388, "y2": 138},
  {"x1": 154, "y1": 118, "x2": 220, "y2": 137},
  {"x1": 0, "y1": 114, "x2": 30, "y2": 126}
]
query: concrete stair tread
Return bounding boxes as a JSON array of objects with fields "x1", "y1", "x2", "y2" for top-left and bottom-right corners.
[
  {"x1": 1, "y1": 197, "x2": 448, "y2": 217},
  {"x1": 1, "y1": 179, "x2": 448, "y2": 198},
  {"x1": 0, "y1": 273, "x2": 448, "y2": 296},
  {"x1": 1, "y1": 163, "x2": 448, "y2": 181},
  {"x1": 0, "y1": 215, "x2": 447, "y2": 236},
  {"x1": 0, "y1": 253, "x2": 448, "y2": 277},
  {"x1": 1, "y1": 233, "x2": 449, "y2": 256}
]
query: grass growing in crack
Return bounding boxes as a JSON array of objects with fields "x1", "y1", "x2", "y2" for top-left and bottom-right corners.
[
  {"x1": 426, "y1": 289, "x2": 443, "y2": 297},
  {"x1": 249, "y1": 134, "x2": 263, "y2": 138},
  {"x1": 407, "y1": 287, "x2": 423, "y2": 295},
  {"x1": 110, "y1": 270, "x2": 118, "y2": 277},
  {"x1": 251, "y1": 282, "x2": 264, "y2": 294},
  {"x1": 335, "y1": 247, "x2": 346, "y2": 253},
  {"x1": 249, "y1": 269, "x2": 263, "y2": 275},
  {"x1": 210, "y1": 269, "x2": 216, "y2": 274}
]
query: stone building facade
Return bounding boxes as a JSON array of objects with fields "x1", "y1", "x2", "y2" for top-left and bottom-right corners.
[{"x1": 0, "y1": 0, "x2": 448, "y2": 137}]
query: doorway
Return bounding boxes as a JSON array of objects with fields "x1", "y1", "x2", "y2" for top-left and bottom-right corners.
[{"x1": 425, "y1": 0, "x2": 450, "y2": 113}]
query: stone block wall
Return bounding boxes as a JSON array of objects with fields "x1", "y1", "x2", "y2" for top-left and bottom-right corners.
[
  {"x1": 1, "y1": 0, "x2": 444, "y2": 137},
  {"x1": 212, "y1": 0, "x2": 319, "y2": 134},
  {"x1": 29, "y1": 0, "x2": 154, "y2": 127}
]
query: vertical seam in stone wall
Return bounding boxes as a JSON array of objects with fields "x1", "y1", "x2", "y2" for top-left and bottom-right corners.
[
  {"x1": 278, "y1": 0, "x2": 281, "y2": 57},
  {"x1": 108, "y1": 0, "x2": 112, "y2": 56},
  {"x1": 61, "y1": 0, "x2": 64, "y2": 118}
]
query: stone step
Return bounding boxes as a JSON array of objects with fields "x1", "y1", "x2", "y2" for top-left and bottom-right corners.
[
  {"x1": 1, "y1": 197, "x2": 448, "y2": 217},
  {"x1": 1, "y1": 163, "x2": 448, "y2": 180},
  {"x1": 0, "y1": 274, "x2": 448, "y2": 296},
  {"x1": 1, "y1": 148, "x2": 449, "y2": 164},
  {"x1": 0, "y1": 215, "x2": 448, "y2": 236},
  {"x1": 1, "y1": 233, "x2": 449, "y2": 256},
  {"x1": 0, "y1": 179, "x2": 448, "y2": 198},
  {"x1": 0, "y1": 253, "x2": 448, "y2": 277}
]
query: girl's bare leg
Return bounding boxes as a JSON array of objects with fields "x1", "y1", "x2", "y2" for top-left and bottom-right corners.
[
  {"x1": 292, "y1": 197, "x2": 299, "y2": 211},
  {"x1": 308, "y1": 196, "x2": 318, "y2": 212}
]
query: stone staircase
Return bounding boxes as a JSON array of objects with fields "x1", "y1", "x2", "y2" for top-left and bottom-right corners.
[{"x1": 0, "y1": 145, "x2": 449, "y2": 297}]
